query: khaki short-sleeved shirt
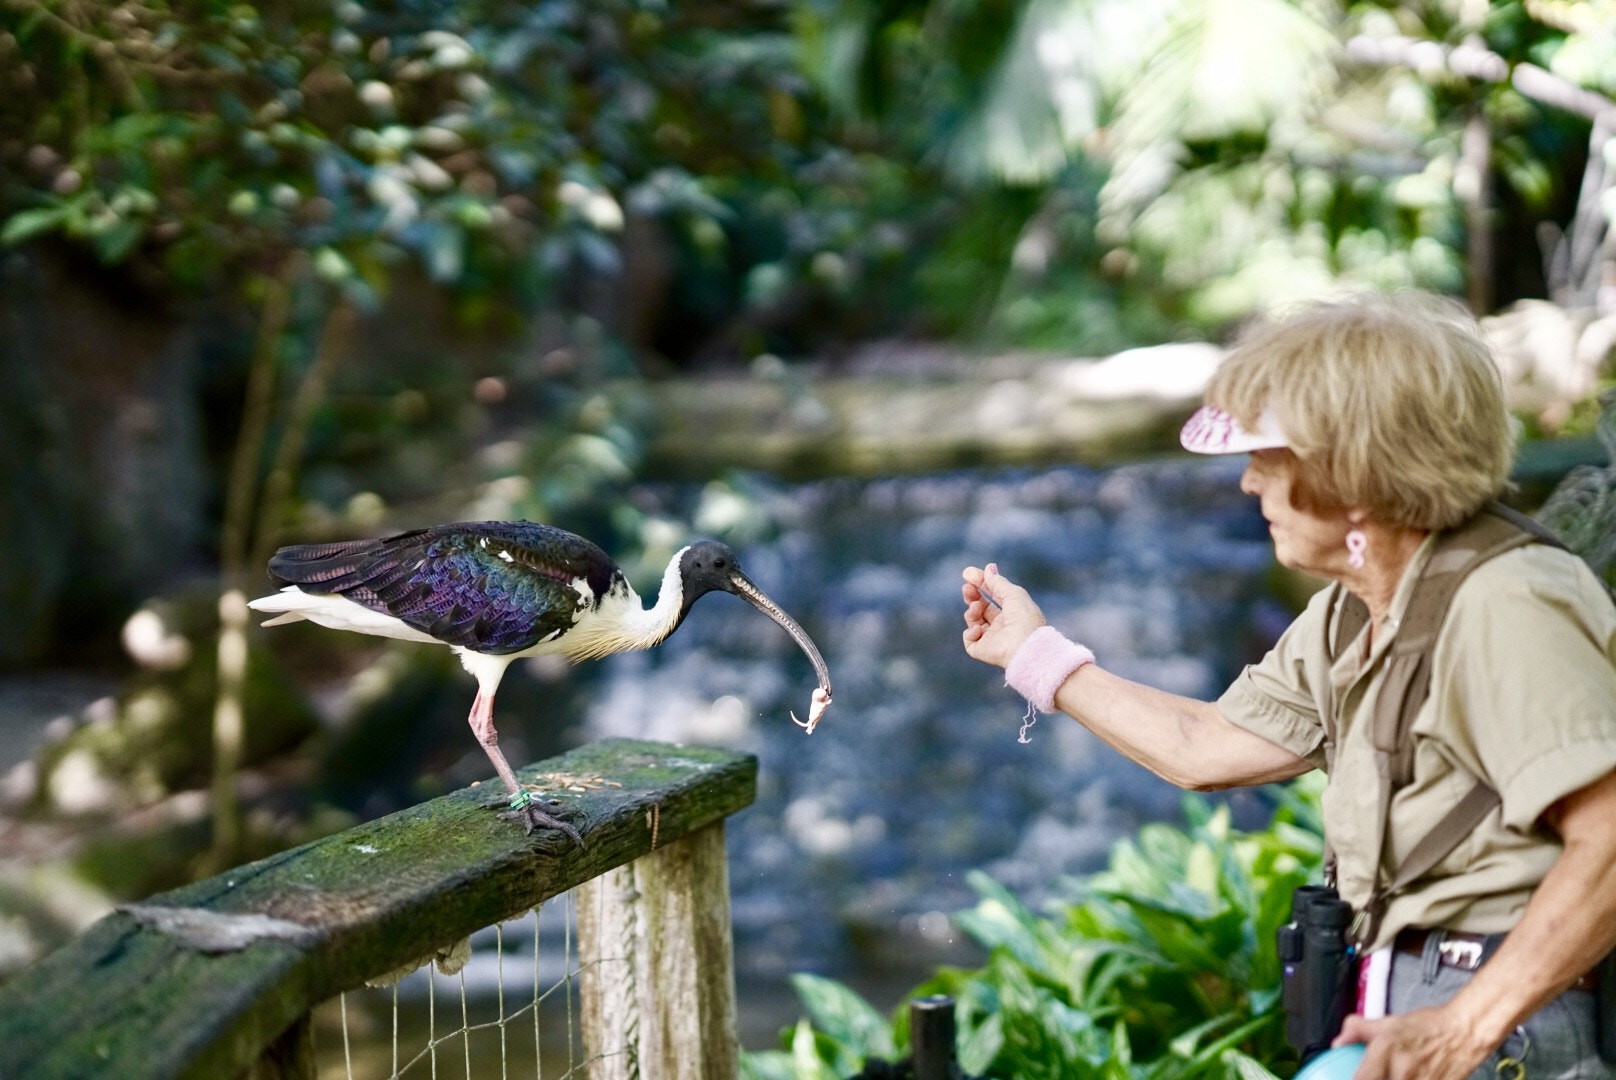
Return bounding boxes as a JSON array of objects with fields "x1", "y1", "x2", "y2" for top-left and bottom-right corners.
[{"x1": 1218, "y1": 535, "x2": 1616, "y2": 950}]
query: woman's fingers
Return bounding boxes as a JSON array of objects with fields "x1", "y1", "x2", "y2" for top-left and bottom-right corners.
[
  {"x1": 962, "y1": 567, "x2": 991, "y2": 610},
  {"x1": 964, "y1": 563, "x2": 1031, "y2": 631},
  {"x1": 982, "y1": 567, "x2": 1018, "y2": 596}
]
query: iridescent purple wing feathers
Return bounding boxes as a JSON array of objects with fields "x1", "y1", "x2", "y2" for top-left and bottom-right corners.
[{"x1": 267, "y1": 522, "x2": 619, "y2": 655}]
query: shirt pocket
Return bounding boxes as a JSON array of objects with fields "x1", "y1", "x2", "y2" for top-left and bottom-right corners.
[{"x1": 1386, "y1": 734, "x2": 1488, "y2": 879}]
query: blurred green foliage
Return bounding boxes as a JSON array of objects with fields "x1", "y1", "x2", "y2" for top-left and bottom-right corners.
[
  {"x1": 5, "y1": 0, "x2": 1616, "y2": 359},
  {"x1": 742, "y1": 776, "x2": 1326, "y2": 1080},
  {"x1": 0, "y1": 0, "x2": 938, "y2": 358},
  {"x1": 0, "y1": 0, "x2": 809, "y2": 302}
]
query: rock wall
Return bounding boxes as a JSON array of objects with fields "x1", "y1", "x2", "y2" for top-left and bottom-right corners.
[{"x1": 0, "y1": 251, "x2": 216, "y2": 666}]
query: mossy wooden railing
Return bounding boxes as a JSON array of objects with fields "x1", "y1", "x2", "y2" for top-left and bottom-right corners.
[{"x1": 0, "y1": 737, "x2": 757, "y2": 1080}]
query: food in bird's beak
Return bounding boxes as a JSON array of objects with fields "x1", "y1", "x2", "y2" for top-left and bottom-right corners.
[
  {"x1": 729, "y1": 573, "x2": 834, "y2": 733},
  {"x1": 792, "y1": 687, "x2": 833, "y2": 735}
]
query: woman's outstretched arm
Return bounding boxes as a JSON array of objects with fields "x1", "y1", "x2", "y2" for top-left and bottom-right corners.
[{"x1": 962, "y1": 564, "x2": 1314, "y2": 791}]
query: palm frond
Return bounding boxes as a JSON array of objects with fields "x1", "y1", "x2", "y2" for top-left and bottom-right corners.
[
  {"x1": 947, "y1": 0, "x2": 1182, "y2": 185},
  {"x1": 1105, "y1": 0, "x2": 1338, "y2": 213}
]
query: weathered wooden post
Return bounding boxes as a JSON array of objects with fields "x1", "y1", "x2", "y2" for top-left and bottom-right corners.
[{"x1": 578, "y1": 818, "x2": 741, "y2": 1080}]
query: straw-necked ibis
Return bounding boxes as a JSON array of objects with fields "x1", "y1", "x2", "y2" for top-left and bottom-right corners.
[{"x1": 248, "y1": 521, "x2": 833, "y2": 839}]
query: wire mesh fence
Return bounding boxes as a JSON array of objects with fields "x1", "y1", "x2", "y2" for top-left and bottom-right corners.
[{"x1": 313, "y1": 893, "x2": 603, "y2": 1080}]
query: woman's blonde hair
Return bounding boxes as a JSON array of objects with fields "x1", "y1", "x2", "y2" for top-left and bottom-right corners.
[{"x1": 1206, "y1": 292, "x2": 1513, "y2": 530}]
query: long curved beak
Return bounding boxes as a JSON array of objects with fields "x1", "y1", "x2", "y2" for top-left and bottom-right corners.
[{"x1": 726, "y1": 572, "x2": 834, "y2": 732}]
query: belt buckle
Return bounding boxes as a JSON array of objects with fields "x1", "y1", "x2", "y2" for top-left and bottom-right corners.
[{"x1": 1438, "y1": 936, "x2": 1483, "y2": 970}]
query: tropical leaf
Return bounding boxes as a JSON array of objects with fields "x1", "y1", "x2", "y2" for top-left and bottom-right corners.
[
  {"x1": 1114, "y1": 0, "x2": 1336, "y2": 148},
  {"x1": 739, "y1": 1050, "x2": 799, "y2": 1080},
  {"x1": 790, "y1": 1017, "x2": 845, "y2": 1080},
  {"x1": 1101, "y1": 0, "x2": 1338, "y2": 255},
  {"x1": 1, "y1": 206, "x2": 70, "y2": 246},
  {"x1": 790, "y1": 972, "x2": 899, "y2": 1063},
  {"x1": 958, "y1": 1008, "x2": 1005, "y2": 1075},
  {"x1": 1222, "y1": 1048, "x2": 1284, "y2": 1080},
  {"x1": 945, "y1": 0, "x2": 1119, "y2": 184}
]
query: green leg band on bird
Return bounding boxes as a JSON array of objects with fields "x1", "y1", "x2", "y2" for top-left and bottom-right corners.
[{"x1": 508, "y1": 789, "x2": 534, "y2": 810}]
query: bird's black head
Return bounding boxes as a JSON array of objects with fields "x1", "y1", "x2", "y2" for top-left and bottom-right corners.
[{"x1": 677, "y1": 539, "x2": 746, "y2": 604}]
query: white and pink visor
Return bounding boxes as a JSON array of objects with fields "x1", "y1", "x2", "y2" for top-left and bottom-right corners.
[{"x1": 1179, "y1": 406, "x2": 1289, "y2": 455}]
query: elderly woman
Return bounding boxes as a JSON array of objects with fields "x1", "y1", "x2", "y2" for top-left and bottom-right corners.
[{"x1": 961, "y1": 293, "x2": 1616, "y2": 1080}]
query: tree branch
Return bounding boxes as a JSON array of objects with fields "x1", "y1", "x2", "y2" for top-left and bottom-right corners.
[{"x1": 1344, "y1": 33, "x2": 1616, "y2": 121}]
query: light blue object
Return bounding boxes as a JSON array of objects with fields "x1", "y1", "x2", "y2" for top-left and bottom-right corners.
[{"x1": 1295, "y1": 1044, "x2": 1366, "y2": 1080}]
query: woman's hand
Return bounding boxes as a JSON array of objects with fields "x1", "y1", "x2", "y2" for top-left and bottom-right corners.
[
  {"x1": 961, "y1": 564, "x2": 1049, "y2": 669},
  {"x1": 1337, "y1": 1007, "x2": 1496, "y2": 1080}
]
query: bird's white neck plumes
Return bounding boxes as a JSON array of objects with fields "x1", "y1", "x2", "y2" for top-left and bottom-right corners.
[{"x1": 558, "y1": 547, "x2": 689, "y2": 661}]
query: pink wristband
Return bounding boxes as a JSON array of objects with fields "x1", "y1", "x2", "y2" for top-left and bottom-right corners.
[{"x1": 1004, "y1": 625, "x2": 1095, "y2": 713}]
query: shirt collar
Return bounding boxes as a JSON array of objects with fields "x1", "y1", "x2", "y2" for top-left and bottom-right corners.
[{"x1": 1377, "y1": 530, "x2": 1441, "y2": 639}]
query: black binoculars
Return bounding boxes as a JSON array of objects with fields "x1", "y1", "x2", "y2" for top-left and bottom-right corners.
[{"x1": 1276, "y1": 884, "x2": 1357, "y2": 1062}]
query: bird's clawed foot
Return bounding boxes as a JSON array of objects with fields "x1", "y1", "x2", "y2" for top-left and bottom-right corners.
[{"x1": 496, "y1": 788, "x2": 584, "y2": 844}]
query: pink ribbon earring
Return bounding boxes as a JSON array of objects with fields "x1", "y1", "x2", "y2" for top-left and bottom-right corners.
[{"x1": 1346, "y1": 526, "x2": 1368, "y2": 569}]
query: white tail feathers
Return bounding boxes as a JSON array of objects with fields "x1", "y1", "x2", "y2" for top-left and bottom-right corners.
[{"x1": 246, "y1": 586, "x2": 439, "y2": 644}]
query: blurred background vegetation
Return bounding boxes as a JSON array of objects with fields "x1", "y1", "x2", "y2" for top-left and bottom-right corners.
[
  {"x1": 7, "y1": 0, "x2": 1616, "y2": 661},
  {"x1": 3, "y1": 0, "x2": 1616, "y2": 1072}
]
